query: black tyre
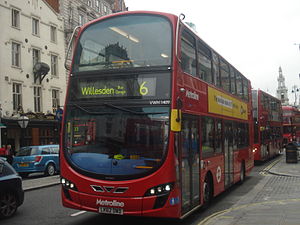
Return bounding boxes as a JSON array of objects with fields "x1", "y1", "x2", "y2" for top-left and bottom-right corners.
[
  {"x1": 203, "y1": 175, "x2": 213, "y2": 207},
  {"x1": 45, "y1": 163, "x2": 55, "y2": 176},
  {"x1": 239, "y1": 163, "x2": 246, "y2": 184},
  {"x1": 0, "y1": 192, "x2": 18, "y2": 219}
]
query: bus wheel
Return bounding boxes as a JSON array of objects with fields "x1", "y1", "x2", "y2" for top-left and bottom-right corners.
[
  {"x1": 239, "y1": 163, "x2": 245, "y2": 184},
  {"x1": 203, "y1": 175, "x2": 213, "y2": 207}
]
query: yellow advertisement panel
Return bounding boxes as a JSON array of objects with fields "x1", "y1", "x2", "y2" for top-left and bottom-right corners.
[{"x1": 208, "y1": 87, "x2": 248, "y2": 120}]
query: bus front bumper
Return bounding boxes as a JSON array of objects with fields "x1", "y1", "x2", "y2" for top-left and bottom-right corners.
[{"x1": 61, "y1": 186, "x2": 180, "y2": 218}]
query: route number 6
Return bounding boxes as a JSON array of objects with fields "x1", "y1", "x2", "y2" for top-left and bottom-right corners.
[{"x1": 139, "y1": 81, "x2": 148, "y2": 96}]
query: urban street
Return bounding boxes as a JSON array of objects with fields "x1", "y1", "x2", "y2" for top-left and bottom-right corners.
[
  {"x1": 1, "y1": 1, "x2": 300, "y2": 225},
  {"x1": 6, "y1": 158, "x2": 274, "y2": 225}
]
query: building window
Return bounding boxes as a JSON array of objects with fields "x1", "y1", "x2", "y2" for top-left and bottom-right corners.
[
  {"x1": 34, "y1": 86, "x2": 42, "y2": 112},
  {"x1": 32, "y1": 18, "x2": 39, "y2": 36},
  {"x1": 50, "y1": 25, "x2": 57, "y2": 43},
  {"x1": 11, "y1": 8, "x2": 20, "y2": 28},
  {"x1": 79, "y1": 14, "x2": 85, "y2": 26},
  {"x1": 87, "y1": 0, "x2": 92, "y2": 7},
  {"x1": 32, "y1": 48, "x2": 40, "y2": 67},
  {"x1": 52, "y1": 89, "x2": 60, "y2": 113},
  {"x1": 103, "y1": 5, "x2": 107, "y2": 14},
  {"x1": 51, "y1": 54, "x2": 58, "y2": 76},
  {"x1": 13, "y1": 83, "x2": 22, "y2": 112},
  {"x1": 95, "y1": 0, "x2": 100, "y2": 12},
  {"x1": 12, "y1": 42, "x2": 21, "y2": 67}
]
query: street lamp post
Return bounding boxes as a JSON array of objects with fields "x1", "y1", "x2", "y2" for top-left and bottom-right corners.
[{"x1": 17, "y1": 116, "x2": 29, "y2": 147}]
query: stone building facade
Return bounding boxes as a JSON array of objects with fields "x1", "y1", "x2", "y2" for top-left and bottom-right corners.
[
  {"x1": 0, "y1": 0, "x2": 66, "y2": 150},
  {"x1": 0, "y1": 0, "x2": 126, "y2": 150}
]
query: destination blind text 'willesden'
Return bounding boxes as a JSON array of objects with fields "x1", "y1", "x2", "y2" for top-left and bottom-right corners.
[
  {"x1": 81, "y1": 86, "x2": 126, "y2": 97},
  {"x1": 78, "y1": 77, "x2": 158, "y2": 98}
]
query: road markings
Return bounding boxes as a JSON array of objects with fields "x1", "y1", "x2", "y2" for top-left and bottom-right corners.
[
  {"x1": 259, "y1": 158, "x2": 281, "y2": 176},
  {"x1": 198, "y1": 198, "x2": 300, "y2": 225},
  {"x1": 70, "y1": 210, "x2": 87, "y2": 217}
]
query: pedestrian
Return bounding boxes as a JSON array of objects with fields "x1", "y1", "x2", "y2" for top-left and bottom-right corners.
[
  {"x1": 5, "y1": 145, "x2": 13, "y2": 164},
  {"x1": 0, "y1": 145, "x2": 6, "y2": 156}
]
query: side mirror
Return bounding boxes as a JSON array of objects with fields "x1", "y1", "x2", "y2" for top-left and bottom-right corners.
[{"x1": 171, "y1": 97, "x2": 183, "y2": 132}]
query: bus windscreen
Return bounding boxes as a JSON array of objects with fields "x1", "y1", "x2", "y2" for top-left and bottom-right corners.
[{"x1": 72, "y1": 14, "x2": 172, "y2": 72}]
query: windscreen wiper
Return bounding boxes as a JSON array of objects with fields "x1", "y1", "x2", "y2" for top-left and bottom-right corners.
[
  {"x1": 70, "y1": 103, "x2": 116, "y2": 115},
  {"x1": 103, "y1": 103, "x2": 167, "y2": 115}
]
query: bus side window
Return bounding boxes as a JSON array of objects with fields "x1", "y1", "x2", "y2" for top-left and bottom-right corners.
[
  {"x1": 215, "y1": 119, "x2": 222, "y2": 154},
  {"x1": 236, "y1": 72, "x2": 243, "y2": 99},
  {"x1": 243, "y1": 77, "x2": 249, "y2": 101},
  {"x1": 232, "y1": 122, "x2": 238, "y2": 150},
  {"x1": 180, "y1": 30, "x2": 197, "y2": 76},
  {"x1": 220, "y1": 59, "x2": 230, "y2": 93},
  {"x1": 230, "y1": 67, "x2": 236, "y2": 95},
  {"x1": 237, "y1": 123, "x2": 249, "y2": 148},
  {"x1": 197, "y1": 41, "x2": 212, "y2": 83},
  {"x1": 212, "y1": 52, "x2": 221, "y2": 88},
  {"x1": 201, "y1": 116, "x2": 214, "y2": 158}
]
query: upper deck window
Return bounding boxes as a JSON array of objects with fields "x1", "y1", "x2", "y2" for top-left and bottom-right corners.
[
  {"x1": 181, "y1": 30, "x2": 196, "y2": 76},
  {"x1": 73, "y1": 14, "x2": 172, "y2": 72},
  {"x1": 197, "y1": 41, "x2": 212, "y2": 84},
  {"x1": 212, "y1": 52, "x2": 220, "y2": 88},
  {"x1": 220, "y1": 59, "x2": 230, "y2": 93}
]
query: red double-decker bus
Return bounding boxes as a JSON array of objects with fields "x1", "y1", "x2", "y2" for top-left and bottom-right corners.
[
  {"x1": 60, "y1": 11, "x2": 254, "y2": 218},
  {"x1": 282, "y1": 105, "x2": 300, "y2": 145},
  {"x1": 252, "y1": 90, "x2": 283, "y2": 161}
]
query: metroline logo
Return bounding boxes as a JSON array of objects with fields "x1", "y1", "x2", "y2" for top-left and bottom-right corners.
[{"x1": 96, "y1": 199, "x2": 125, "y2": 207}]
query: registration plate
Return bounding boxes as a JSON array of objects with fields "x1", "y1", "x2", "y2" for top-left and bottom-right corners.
[
  {"x1": 19, "y1": 163, "x2": 29, "y2": 167},
  {"x1": 99, "y1": 207, "x2": 123, "y2": 215}
]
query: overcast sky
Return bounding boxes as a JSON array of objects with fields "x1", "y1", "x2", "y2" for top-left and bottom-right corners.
[{"x1": 125, "y1": 0, "x2": 300, "y2": 104}]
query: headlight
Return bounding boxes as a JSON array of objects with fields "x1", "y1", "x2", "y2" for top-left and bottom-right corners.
[
  {"x1": 144, "y1": 183, "x2": 174, "y2": 196},
  {"x1": 61, "y1": 177, "x2": 77, "y2": 191}
]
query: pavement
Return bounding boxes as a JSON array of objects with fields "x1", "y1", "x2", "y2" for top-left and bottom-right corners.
[
  {"x1": 22, "y1": 174, "x2": 60, "y2": 191},
  {"x1": 199, "y1": 153, "x2": 300, "y2": 225}
]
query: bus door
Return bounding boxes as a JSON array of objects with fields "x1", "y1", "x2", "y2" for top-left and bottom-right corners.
[
  {"x1": 224, "y1": 121, "x2": 234, "y2": 188},
  {"x1": 180, "y1": 115, "x2": 200, "y2": 214}
]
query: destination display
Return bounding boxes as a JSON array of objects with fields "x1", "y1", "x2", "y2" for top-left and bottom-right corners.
[{"x1": 74, "y1": 74, "x2": 170, "y2": 100}]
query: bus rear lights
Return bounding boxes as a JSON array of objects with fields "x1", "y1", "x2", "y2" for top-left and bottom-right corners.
[
  {"x1": 144, "y1": 183, "x2": 174, "y2": 196},
  {"x1": 253, "y1": 148, "x2": 257, "y2": 153},
  {"x1": 61, "y1": 177, "x2": 77, "y2": 191}
]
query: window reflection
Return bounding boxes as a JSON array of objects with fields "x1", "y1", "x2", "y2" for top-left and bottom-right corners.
[{"x1": 73, "y1": 15, "x2": 172, "y2": 72}]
